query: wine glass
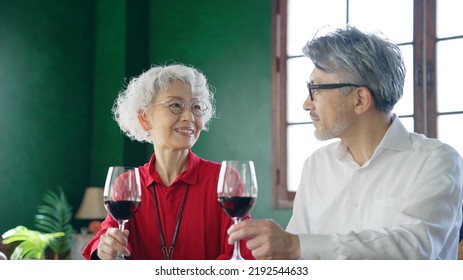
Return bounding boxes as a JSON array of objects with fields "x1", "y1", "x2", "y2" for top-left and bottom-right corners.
[
  {"x1": 103, "y1": 166, "x2": 142, "y2": 260},
  {"x1": 217, "y1": 160, "x2": 258, "y2": 260}
]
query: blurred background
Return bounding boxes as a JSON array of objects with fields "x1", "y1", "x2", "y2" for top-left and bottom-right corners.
[
  {"x1": 1, "y1": 0, "x2": 462, "y2": 247},
  {"x1": 0, "y1": 0, "x2": 290, "y2": 235}
]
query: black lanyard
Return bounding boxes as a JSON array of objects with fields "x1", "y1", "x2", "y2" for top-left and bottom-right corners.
[{"x1": 151, "y1": 183, "x2": 189, "y2": 260}]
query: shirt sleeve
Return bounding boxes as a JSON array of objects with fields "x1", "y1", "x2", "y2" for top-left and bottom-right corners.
[{"x1": 289, "y1": 145, "x2": 463, "y2": 259}]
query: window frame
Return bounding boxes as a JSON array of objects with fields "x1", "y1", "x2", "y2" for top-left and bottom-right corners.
[
  {"x1": 271, "y1": 0, "x2": 454, "y2": 209},
  {"x1": 272, "y1": 0, "x2": 295, "y2": 208}
]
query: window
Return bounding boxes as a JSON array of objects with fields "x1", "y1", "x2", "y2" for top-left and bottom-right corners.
[{"x1": 272, "y1": 0, "x2": 463, "y2": 208}]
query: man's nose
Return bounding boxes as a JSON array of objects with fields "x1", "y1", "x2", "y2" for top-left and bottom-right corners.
[{"x1": 303, "y1": 94, "x2": 314, "y2": 111}]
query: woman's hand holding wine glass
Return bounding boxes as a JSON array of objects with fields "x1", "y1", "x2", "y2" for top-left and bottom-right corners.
[
  {"x1": 217, "y1": 160, "x2": 258, "y2": 260},
  {"x1": 101, "y1": 166, "x2": 142, "y2": 260}
]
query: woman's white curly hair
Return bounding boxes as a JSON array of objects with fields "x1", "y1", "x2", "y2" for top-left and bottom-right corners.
[{"x1": 112, "y1": 63, "x2": 216, "y2": 143}]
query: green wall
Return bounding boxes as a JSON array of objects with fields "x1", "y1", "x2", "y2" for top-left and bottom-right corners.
[
  {"x1": 90, "y1": 0, "x2": 127, "y2": 186},
  {"x1": 0, "y1": 0, "x2": 291, "y2": 235},
  {"x1": 91, "y1": 0, "x2": 151, "y2": 187},
  {"x1": 149, "y1": 0, "x2": 291, "y2": 225},
  {"x1": 0, "y1": 0, "x2": 94, "y2": 233}
]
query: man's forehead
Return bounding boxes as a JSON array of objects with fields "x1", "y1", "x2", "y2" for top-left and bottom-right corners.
[{"x1": 309, "y1": 67, "x2": 326, "y2": 81}]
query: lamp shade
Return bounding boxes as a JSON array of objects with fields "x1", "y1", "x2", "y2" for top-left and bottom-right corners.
[{"x1": 75, "y1": 187, "x2": 107, "y2": 219}]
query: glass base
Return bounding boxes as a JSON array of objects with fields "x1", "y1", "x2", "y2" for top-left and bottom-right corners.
[
  {"x1": 230, "y1": 255, "x2": 245, "y2": 260},
  {"x1": 114, "y1": 253, "x2": 125, "y2": 260}
]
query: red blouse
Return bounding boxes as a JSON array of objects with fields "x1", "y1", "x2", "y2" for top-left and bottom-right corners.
[{"x1": 82, "y1": 151, "x2": 254, "y2": 260}]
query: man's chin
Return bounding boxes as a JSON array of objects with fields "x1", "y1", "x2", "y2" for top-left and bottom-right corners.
[{"x1": 314, "y1": 130, "x2": 334, "y2": 141}]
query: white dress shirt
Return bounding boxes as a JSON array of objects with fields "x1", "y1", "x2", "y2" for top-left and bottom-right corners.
[{"x1": 286, "y1": 116, "x2": 463, "y2": 259}]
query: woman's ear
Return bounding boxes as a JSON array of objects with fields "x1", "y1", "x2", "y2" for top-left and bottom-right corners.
[
  {"x1": 353, "y1": 87, "x2": 374, "y2": 115},
  {"x1": 138, "y1": 111, "x2": 151, "y2": 131}
]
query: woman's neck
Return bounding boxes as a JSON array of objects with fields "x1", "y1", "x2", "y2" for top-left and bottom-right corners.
[{"x1": 154, "y1": 149, "x2": 189, "y2": 186}]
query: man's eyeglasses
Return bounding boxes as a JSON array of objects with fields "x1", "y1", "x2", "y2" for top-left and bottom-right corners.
[
  {"x1": 153, "y1": 98, "x2": 209, "y2": 117},
  {"x1": 306, "y1": 82, "x2": 366, "y2": 101}
]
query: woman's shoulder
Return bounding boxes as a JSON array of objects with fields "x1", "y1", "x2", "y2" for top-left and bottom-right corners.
[
  {"x1": 136, "y1": 160, "x2": 151, "y2": 173},
  {"x1": 189, "y1": 150, "x2": 221, "y2": 170},
  {"x1": 197, "y1": 157, "x2": 222, "y2": 170}
]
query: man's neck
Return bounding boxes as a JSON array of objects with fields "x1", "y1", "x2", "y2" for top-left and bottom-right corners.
[{"x1": 343, "y1": 113, "x2": 393, "y2": 166}]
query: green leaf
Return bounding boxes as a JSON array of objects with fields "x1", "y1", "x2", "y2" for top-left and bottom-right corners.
[
  {"x1": 2, "y1": 188, "x2": 75, "y2": 259},
  {"x1": 2, "y1": 226, "x2": 64, "y2": 260},
  {"x1": 34, "y1": 188, "x2": 75, "y2": 257}
]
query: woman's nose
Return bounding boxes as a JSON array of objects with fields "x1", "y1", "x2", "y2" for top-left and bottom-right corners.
[{"x1": 181, "y1": 107, "x2": 195, "y2": 122}]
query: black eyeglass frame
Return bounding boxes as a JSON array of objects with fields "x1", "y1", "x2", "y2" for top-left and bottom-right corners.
[{"x1": 306, "y1": 82, "x2": 368, "y2": 101}]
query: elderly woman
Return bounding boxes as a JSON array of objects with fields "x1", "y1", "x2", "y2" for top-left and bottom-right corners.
[{"x1": 82, "y1": 64, "x2": 253, "y2": 260}]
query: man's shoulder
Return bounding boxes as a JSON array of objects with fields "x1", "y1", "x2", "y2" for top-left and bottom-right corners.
[{"x1": 410, "y1": 132, "x2": 460, "y2": 156}]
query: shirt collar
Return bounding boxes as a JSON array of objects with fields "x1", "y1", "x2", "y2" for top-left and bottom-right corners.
[
  {"x1": 335, "y1": 115, "x2": 413, "y2": 162},
  {"x1": 145, "y1": 149, "x2": 200, "y2": 188},
  {"x1": 376, "y1": 115, "x2": 412, "y2": 151}
]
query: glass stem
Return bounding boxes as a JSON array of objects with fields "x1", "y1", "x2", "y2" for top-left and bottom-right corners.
[
  {"x1": 232, "y1": 218, "x2": 242, "y2": 259},
  {"x1": 115, "y1": 221, "x2": 127, "y2": 260}
]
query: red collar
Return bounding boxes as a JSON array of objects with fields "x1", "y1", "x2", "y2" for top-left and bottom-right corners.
[{"x1": 143, "y1": 150, "x2": 200, "y2": 188}]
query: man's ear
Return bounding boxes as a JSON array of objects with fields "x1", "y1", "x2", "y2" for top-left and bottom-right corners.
[
  {"x1": 353, "y1": 87, "x2": 374, "y2": 115},
  {"x1": 137, "y1": 111, "x2": 151, "y2": 131}
]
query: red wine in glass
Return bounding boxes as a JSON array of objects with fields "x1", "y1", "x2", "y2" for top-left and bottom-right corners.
[
  {"x1": 218, "y1": 197, "x2": 256, "y2": 219},
  {"x1": 104, "y1": 200, "x2": 141, "y2": 221},
  {"x1": 103, "y1": 166, "x2": 142, "y2": 260},
  {"x1": 217, "y1": 160, "x2": 258, "y2": 260}
]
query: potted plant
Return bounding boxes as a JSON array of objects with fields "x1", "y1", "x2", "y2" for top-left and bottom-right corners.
[{"x1": 2, "y1": 188, "x2": 75, "y2": 259}]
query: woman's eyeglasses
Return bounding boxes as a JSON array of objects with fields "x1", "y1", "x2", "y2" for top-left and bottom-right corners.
[{"x1": 152, "y1": 98, "x2": 209, "y2": 117}]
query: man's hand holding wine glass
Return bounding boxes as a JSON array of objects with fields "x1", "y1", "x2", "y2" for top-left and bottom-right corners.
[{"x1": 227, "y1": 219, "x2": 301, "y2": 260}]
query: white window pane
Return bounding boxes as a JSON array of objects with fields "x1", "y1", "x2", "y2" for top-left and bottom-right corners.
[
  {"x1": 393, "y1": 45, "x2": 414, "y2": 116},
  {"x1": 349, "y1": 0, "x2": 413, "y2": 44},
  {"x1": 287, "y1": 57, "x2": 313, "y2": 123},
  {"x1": 438, "y1": 114, "x2": 463, "y2": 157},
  {"x1": 437, "y1": 39, "x2": 463, "y2": 113},
  {"x1": 287, "y1": 124, "x2": 337, "y2": 192},
  {"x1": 398, "y1": 116, "x2": 414, "y2": 133},
  {"x1": 437, "y1": 2, "x2": 463, "y2": 38},
  {"x1": 287, "y1": 0, "x2": 346, "y2": 56}
]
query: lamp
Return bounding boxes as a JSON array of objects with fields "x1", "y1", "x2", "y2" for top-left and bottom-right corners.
[
  {"x1": 75, "y1": 187, "x2": 107, "y2": 234},
  {"x1": 76, "y1": 187, "x2": 107, "y2": 220}
]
